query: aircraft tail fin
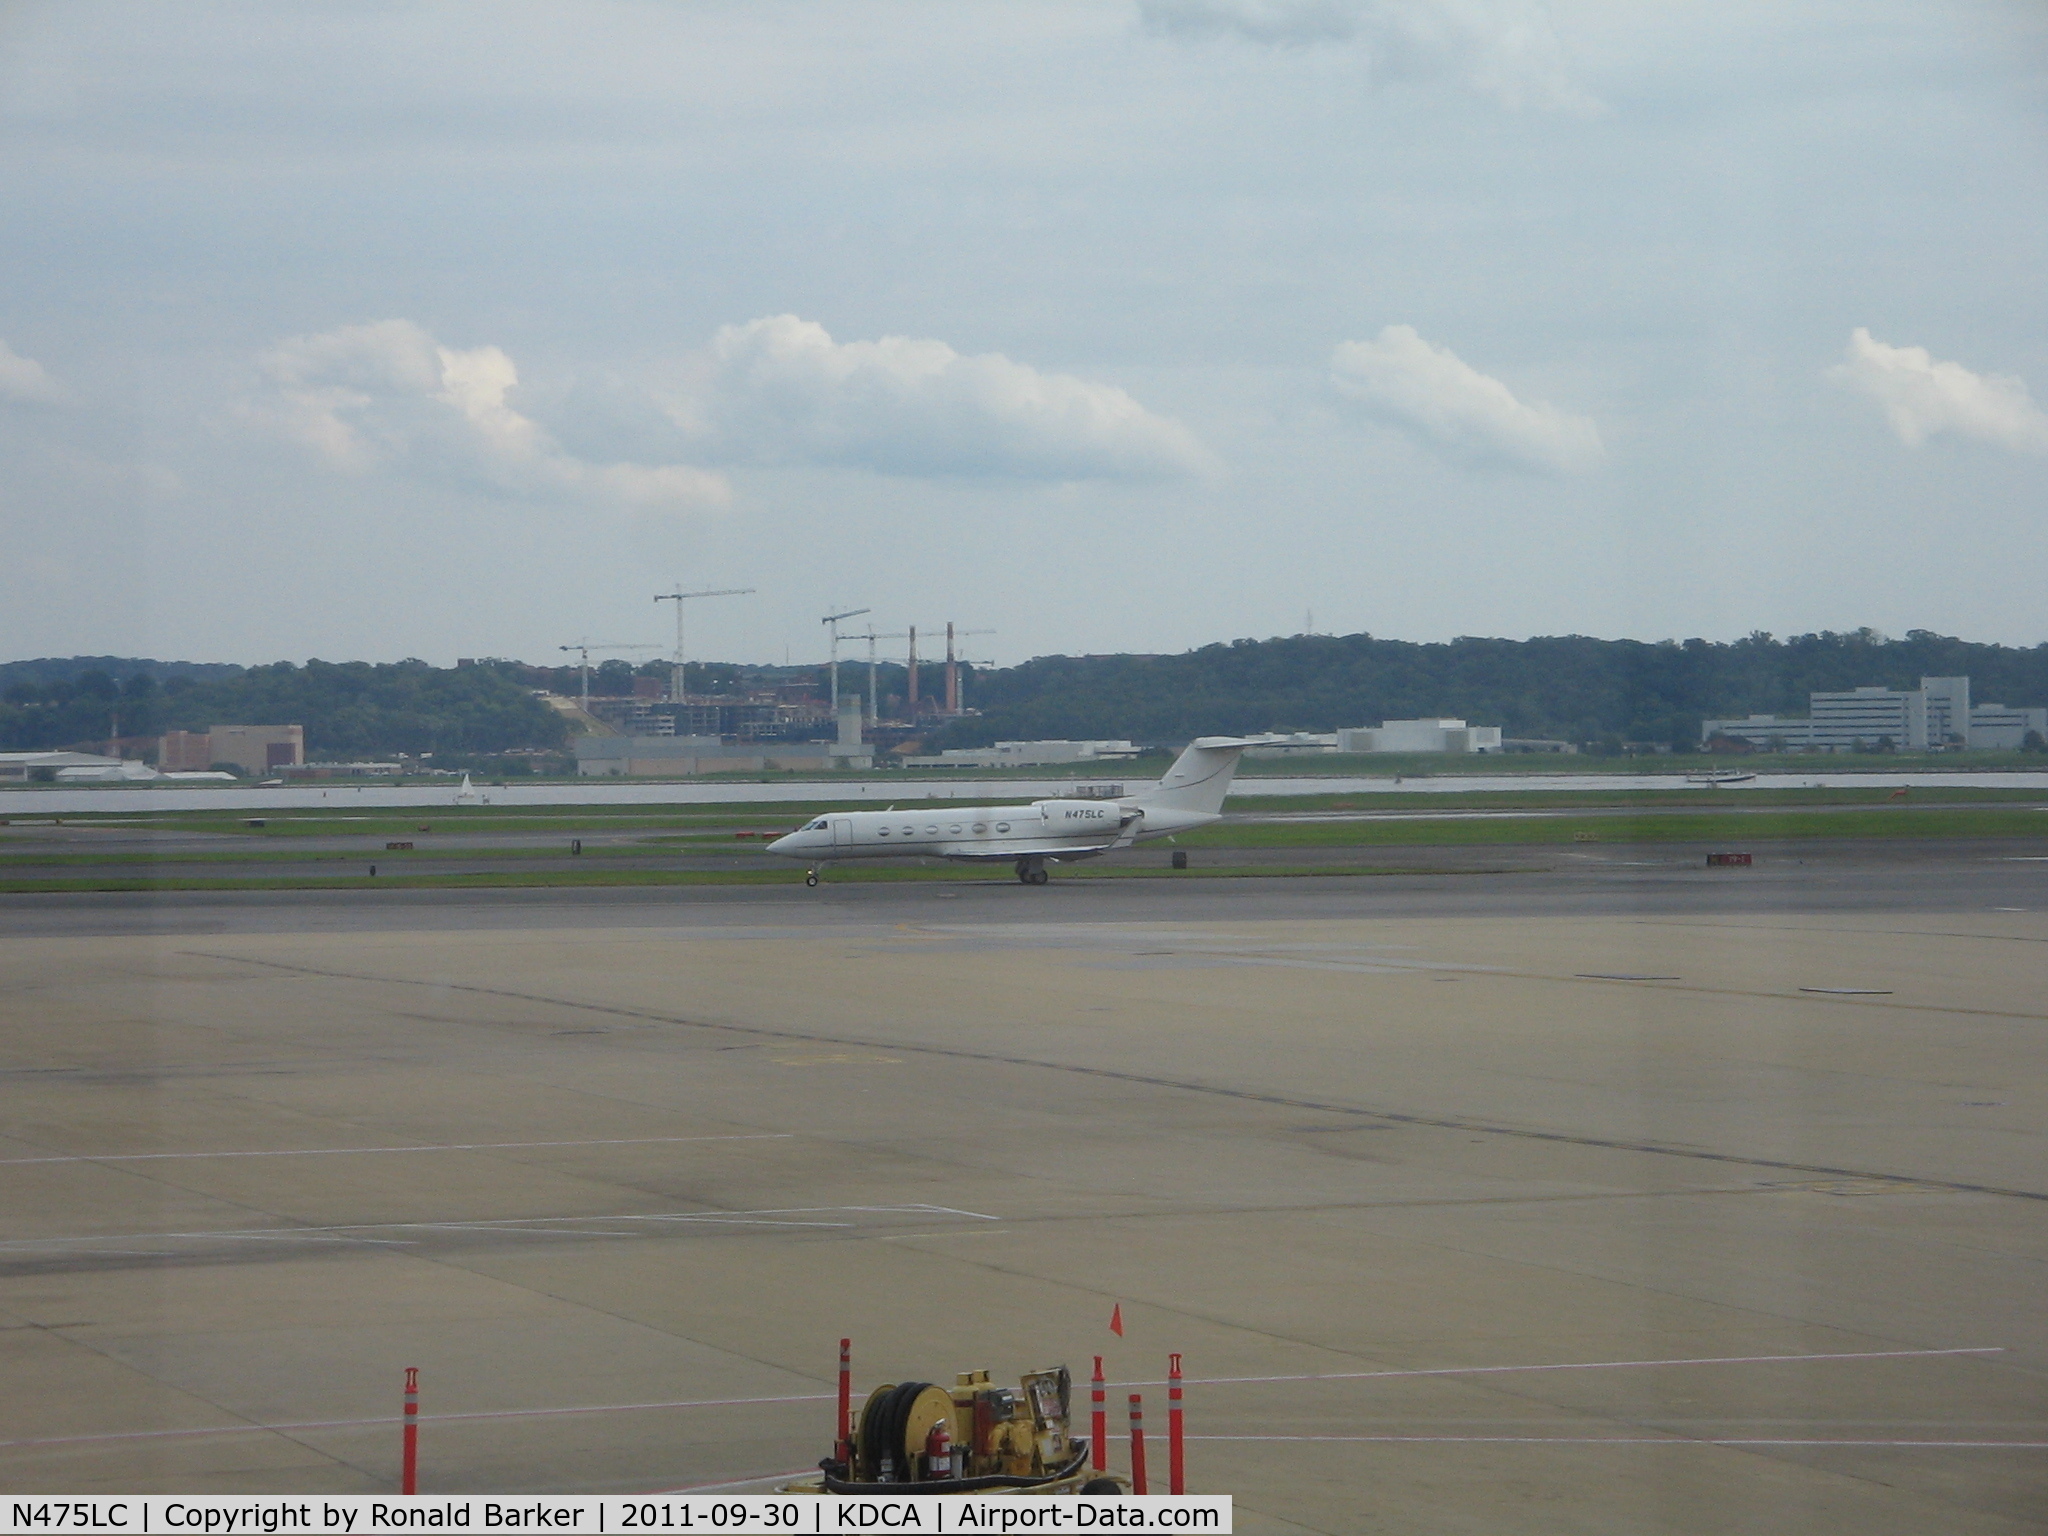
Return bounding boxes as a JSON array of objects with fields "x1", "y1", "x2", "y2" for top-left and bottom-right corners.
[{"x1": 1126, "y1": 736, "x2": 1273, "y2": 818}]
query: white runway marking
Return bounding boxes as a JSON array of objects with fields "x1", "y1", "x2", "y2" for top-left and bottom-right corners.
[
  {"x1": 0, "y1": 1347, "x2": 1997, "y2": 1454},
  {"x1": 1190, "y1": 1434, "x2": 2048, "y2": 1447},
  {"x1": 0, "y1": 1392, "x2": 840, "y2": 1451},
  {"x1": 0, "y1": 1134, "x2": 794, "y2": 1166},
  {"x1": 1120, "y1": 1346, "x2": 2005, "y2": 1389},
  {"x1": 0, "y1": 1203, "x2": 1000, "y2": 1254}
]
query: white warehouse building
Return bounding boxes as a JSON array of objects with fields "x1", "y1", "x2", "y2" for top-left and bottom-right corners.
[
  {"x1": 1338, "y1": 718, "x2": 1502, "y2": 754},
  {"x1": 904, "y1": 739, "x2": 1140, "y2": 769}
]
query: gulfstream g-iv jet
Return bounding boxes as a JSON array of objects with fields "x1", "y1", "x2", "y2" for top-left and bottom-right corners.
[{"x1": 766, "y1": 736, "x2": 1275, "y2": 886}]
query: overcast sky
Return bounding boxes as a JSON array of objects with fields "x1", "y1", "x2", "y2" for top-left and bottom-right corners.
[{"x1": 2, "y1": 1, "x2": 2045, "y2": 669}]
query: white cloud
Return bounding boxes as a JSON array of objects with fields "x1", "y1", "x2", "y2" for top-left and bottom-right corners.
[
  {"x1": 1138, "y1": 0, "x2": 1600, "y2": 114},
  {"x1": 668, "y1": 314, "x2": 1214, "y2": 482},
  {"x1": 1827, "y1": 327, "x2": 2048, "y2": 454},
  {"x1": 1330, "y1": 324, "x2": 1603, "y2": 474},
  {"x1": 0, "y1": 338, "x2": 71, "y2": 405},
  {"x1": 257, "y1": 319, "x2": 730, "y2": 509}
]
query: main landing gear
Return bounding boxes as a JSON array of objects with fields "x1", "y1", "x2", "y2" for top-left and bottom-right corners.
[
  {"x1": 805, "y1": 869, "x2": 820, "y2": 887},
  {"x1": 1014, "y1": 857, "x2": 1050, "y2": 886}
]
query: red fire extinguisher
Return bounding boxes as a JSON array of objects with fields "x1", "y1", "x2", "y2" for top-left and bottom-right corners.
[{"x1": 924, "y1": 1415, "x2": 954, "y2": 1480}]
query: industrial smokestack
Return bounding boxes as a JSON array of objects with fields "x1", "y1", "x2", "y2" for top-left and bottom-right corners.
[{"x1": 945, "y1": 622, "x2": 958, "y2": 715}]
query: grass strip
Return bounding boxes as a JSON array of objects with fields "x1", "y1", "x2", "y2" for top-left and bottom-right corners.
[
  {"x1": 1225, "y1": 786, "x2": 2048, "y2": 812},
  {"x1": 13, "y1": 784, "x2": 2045, "y2": 839},
  {"x1": 1185, "y1": 806, "x2": 2048, "y2": 847},
  {"x1": 0, "y1": 843, "x2": 732, "y2": 869},
  {"x1": 9, "y1": 807, "x2": 2046, "y2": 869}
]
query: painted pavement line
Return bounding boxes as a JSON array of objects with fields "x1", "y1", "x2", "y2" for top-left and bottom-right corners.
[
  {"x1": 0, "y1": 1203, "x2": 997, "y2": 1252},
  {"x1": 1118, "y1": 1346, "x2": 2007, "y2": 1388},
  {"x1": 1189, "y1": 1434, "x2": 2047, "y2": 1447},
  {"x1": 0, "y1": 1134, "x2": 795, "y2": 1166},
  {"x1": 0, "y1": 1347, "x2": 2002, "y2": 1454}
]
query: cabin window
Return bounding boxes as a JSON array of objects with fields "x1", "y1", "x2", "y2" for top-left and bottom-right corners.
[
  {"x1": 902, "y1": 826, "x2": 913, "y2": 836},
  {"x1": 995, "y1": 822, "x2": 1010, "y2": 833},
  {"x1": 950, "y1": 824, "x2": 963, "y2": 835},
  {"x1": 972, "y1": 822, "x2": 987, "y2": 833},
  {"x1": 925, "y1": 825, "x2": 938, "y2": 835},
  {"x1": 877, "y1": 827, "x2": 889, "y2": 837}
]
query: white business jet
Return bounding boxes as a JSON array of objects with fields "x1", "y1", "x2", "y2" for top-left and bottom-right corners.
[{"x1": 766, "y1": 736, "x2": 1274, "y2": 886}]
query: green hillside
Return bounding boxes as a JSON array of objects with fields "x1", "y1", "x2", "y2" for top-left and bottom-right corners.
[
  {"x1": 0, "y1": 659, "x2": 567, "y2": 758},
  {"x1": 928, "y1": 629, "x2": 2048, "y2": 751}
]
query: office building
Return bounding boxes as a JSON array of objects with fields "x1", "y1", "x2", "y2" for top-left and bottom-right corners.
[
  {"x1": 1809, "y1": 687, "x2": 1930, "y2": 750},
  {"x1": 1702, "y1": 675, "x2": 2045, "y2": 751},
  {"x1": 1920, "y1": 676, "x2": 1970, "y2": 744},
  {"x1": 1968, "y1": 702, "x2": 2048, "y2": 750}
]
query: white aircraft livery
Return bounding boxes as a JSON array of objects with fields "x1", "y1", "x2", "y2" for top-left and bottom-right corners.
[{"x1": 766, "y1": 736, "x2": 1274, "y2": 885}]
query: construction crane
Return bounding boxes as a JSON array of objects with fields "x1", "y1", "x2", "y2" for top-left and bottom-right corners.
[
  {"x1": 557, "y1": 641, "x2": 659, "y2": 709},
  {"x1": 942, "y1": 624, "x2": 995, "y2": 714},
  {"x1": 859, "y1": 626, "x2": 910, "y2": 723},
  {"x1": 952, "y1": 651, "x2": 998, "y2": 714},
  {"x1": 820, "y1": 608, "x2": 871, "y2": 717},
  {"x1": 653, "y1": 585, "x2": 755, "y2": 708}
]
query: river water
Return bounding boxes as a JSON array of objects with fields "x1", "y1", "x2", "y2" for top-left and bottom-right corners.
[{"x1": 8, "y1": 769, "x2": 2047, "y2": 817}]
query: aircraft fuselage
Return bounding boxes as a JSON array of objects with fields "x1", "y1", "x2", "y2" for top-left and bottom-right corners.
[
  {"x1": 765, "y1": 797, "x2": 1215, "y2": 865},
  {"x1": 763, "y1": 736, "x2": 1274, "y2": 884}
]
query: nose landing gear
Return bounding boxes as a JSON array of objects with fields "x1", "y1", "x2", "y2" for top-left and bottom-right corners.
[
  {"x1": 1014, "y1": 857, "x2": 1050, "y2": 886},
  {"x1": 805, "y1": 869, "x2": 820, "y2": 887}
]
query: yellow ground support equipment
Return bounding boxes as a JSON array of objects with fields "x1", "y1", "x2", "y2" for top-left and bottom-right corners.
[{"x1": 785, "y1": 1365, "x2": 1122, "y2": 1495}]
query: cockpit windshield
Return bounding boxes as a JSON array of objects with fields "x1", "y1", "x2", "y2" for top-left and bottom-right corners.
[{"x1": 805, "y1": 818, "x2": 828, "y2": 831}]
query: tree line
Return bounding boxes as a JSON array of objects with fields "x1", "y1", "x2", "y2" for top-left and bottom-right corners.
[
  {"x1": 924, "y1": 629, "x2": 2048, "y2": 752},
  {"x1": 7, "y1": 629, "x2": 2045, "y2": 759},
  {"x1": 0, "y1": 659, "x2": 568, "y2": 757}
]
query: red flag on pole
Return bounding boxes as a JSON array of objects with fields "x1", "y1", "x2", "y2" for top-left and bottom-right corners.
[{"x1": 1109, "y1": 1304, "x2": 1124, "y2": 1337}]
